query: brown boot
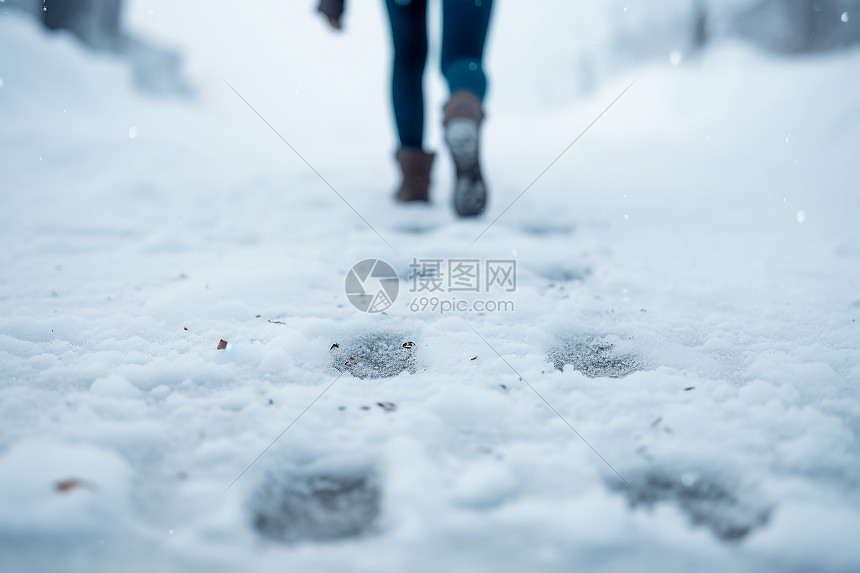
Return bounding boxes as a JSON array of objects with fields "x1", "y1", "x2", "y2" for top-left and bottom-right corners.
[
  {"x1": 395, "y1": 148, "x2": 435, "y2": 203},
  {"x1": 443, "y1": 90, "x2": 487, "y2": 217},
  {"x1": 443, "y1": 90, "x2": 484, "y2": 126}
]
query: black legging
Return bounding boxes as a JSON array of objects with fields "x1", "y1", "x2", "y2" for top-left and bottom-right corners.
[{"x1": 384, "y1": 0, "x2": 493, "y2": 150}]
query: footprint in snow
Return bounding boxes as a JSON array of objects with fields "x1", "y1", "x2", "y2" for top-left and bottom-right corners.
[
  {"x1": 547, "y1": 335, "x2": 644, "y2": 379},
  {"x1": 251, "y1": 469, "x2": 381, "y2": 543},
  {"x1": 330, "y1": 332, "x2": 418, "y2": 379},
  {"x1": 610, "y1": 470, "x2": 771, "y2": 541}
]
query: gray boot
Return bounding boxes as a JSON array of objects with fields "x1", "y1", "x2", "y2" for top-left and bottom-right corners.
[
  {"x1": 395, "y1": 148, "x2": 435, "y2": 203},
  {"x1": 443, "y1": 90, "x2": 487, "y2": 217}
]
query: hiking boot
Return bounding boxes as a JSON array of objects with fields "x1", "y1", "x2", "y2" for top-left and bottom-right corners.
[
  {"x1": 395, "y1": 148, "x2": 435, "y2": 203},
  {"x1": 443, "y1": 90, "x2": 486, "y2": 217}
]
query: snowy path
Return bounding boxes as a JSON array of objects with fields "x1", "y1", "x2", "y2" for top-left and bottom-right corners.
[{"x1": 2, "y1": 4, "x2": 860, "y2": 572}]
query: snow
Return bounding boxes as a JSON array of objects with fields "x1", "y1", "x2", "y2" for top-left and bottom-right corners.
[{"x1": 1, "y1": 1, "x2": 860, "y2": 572}]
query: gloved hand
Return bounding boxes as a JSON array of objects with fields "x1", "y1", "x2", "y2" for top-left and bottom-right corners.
[{"x1": 318, "y1": 0, "x2": 345, "y2": 30}]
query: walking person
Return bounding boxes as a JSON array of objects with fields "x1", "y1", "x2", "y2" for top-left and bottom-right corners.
[{"x1": 318, "y1": 0, "x2": 493, "y2": 217}]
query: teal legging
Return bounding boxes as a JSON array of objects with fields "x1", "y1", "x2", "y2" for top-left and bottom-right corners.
[{"x1": 384, "y1": 0, "x2": 493, "y2": 150}]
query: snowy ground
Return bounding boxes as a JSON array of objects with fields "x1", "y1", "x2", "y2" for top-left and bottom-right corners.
[{"x1": 2, "y1": 2, "x2": 860, "y2": 572}]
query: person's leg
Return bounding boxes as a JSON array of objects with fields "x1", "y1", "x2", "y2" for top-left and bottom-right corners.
[
  {"x1": 440, "y1": 0, "x2": 493, "y2": 100},
  {"x1": 384, "y1": 0, "x2": 429, "y2": 150},
  {"x1": 385, "y1": 0, "x2": 435, "y2": 203},
  {"x1": 440, "y1": 0, "x2": 493, "y2": 217}
]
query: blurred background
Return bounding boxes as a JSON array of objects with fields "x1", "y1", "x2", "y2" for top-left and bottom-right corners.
[
  {"x1": 3, "y1": 0, "x2": 858, "y2": 226},
  {"x1": 5, "y1": 0, "x2": 860, "y2": 94},
  {"x1": 2, "y1": 0, "x2": 858, "y2": 198}
]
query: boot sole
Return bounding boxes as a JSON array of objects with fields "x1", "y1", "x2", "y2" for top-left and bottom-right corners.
[{"x1": 445, "y1": 119, "x2": 486, "y2": 217}]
